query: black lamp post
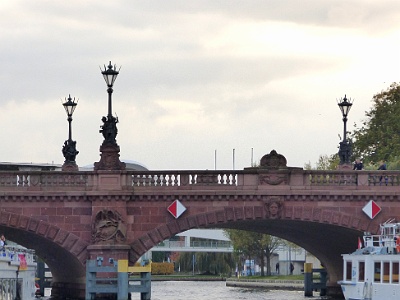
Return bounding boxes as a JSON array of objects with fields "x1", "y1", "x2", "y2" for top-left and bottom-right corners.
[
  {"x1": 94, "y1": 61, "x2": 125, "y2": 170},
  {"x1": 100, "y1": 61, "x2": 120, "y2": 145},
  {"x1": 337, "y1": 95, "x2": 353, "y2": 165},
  {"x1": 61, "y1": 95, "x2": 79, "y2": 170}
]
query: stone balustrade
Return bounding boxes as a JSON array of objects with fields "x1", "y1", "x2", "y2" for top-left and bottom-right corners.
[{"x1": 0, "y1": 170, "x2": 398, "y2": 191}]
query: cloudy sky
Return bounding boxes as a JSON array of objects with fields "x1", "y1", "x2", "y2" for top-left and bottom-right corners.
[{"x1": 1, "y1": 1, "x2": 400, "y2": 170}]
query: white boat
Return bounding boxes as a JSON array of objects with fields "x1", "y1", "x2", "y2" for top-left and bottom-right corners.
[
  {"x1": 339, "y1": 220, "x2": 400, "y2": 300},
  {"x1": 0, "y1": 245, "x2": 37, "y2": 300}
]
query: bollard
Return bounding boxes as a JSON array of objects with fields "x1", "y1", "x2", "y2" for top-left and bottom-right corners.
[
  {"x1": 319, "y1": 268, "x2": 327, "y2": 296},
  {"x1": 304, "y1": 263, "x2": 313, "y2": 297}
]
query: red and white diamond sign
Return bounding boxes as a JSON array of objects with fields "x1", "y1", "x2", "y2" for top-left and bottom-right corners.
[
  {"x1": 167, "y1": 199, "x2": 186, "y2": 219},
  {"x1": 362, "y1": 200, "x2": 381, "y2": 219}
]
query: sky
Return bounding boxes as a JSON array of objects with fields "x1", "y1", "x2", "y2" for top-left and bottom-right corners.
[{"x1": 1, "y1": 1, "x2": 400, "y2": 170}]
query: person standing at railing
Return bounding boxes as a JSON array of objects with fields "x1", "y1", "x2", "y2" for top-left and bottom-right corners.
[
  {"x1": 378, "y1": 161, "x2": 388, "y2": 185},
  {"x1": 353, "y1": 158, "x2": 364, "y2": 170},
  {"x1": 0, "y1": 234, "x2": 6, "y2": 249}
]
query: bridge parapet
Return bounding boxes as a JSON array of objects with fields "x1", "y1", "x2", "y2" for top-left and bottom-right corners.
[{"x1": 0, "y1": 170, "x2": 398, "y2": 191}]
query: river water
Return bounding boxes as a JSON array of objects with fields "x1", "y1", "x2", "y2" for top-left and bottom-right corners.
[
  {"x1": 150, "y1": 281, "x2": 335, "y2": 300},
  {"x1": 41, "y1": 280, "x2": 339, "y2": 299}
]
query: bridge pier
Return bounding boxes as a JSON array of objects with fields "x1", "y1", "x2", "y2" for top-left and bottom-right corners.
[
  {"x1": 87, "y1": 244, "x2": 131, "y2": 268},
  {"x1": 51, "y1": 281, "x2": 86, "y2": 300},
  {"x1": 326, "y1": 285, "x2": 344, "y2": 299}
]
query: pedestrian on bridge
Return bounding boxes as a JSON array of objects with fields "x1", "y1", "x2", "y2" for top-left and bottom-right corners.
[
  {"x1": 353, "y1": 158, "x2": 364, "y2": 170},
  {"x1": 0, "y1": 234, "x2": 6, "y2": 248},
  {"x1": 378, "y1": 161, "x2": 388, "y2": 185}
]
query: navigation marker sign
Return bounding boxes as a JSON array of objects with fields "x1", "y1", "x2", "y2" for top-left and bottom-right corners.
[
  {"x1": 168, "y1": 199, "x2": 186, "y2": 219},
  {"x1": 362, "y1": 200, "x2": 381, "y2": 219}
]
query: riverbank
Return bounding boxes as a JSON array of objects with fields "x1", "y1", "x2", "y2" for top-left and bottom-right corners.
[
  {"x1": 226, "y1": 278, "x2": 304, "y2": 290},
  {"x1": 151, "y1": 276, "x2": 225, "y2": 281}
]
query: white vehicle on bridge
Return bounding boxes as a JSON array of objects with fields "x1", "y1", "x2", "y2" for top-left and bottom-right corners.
[{"x1": 339, "y1": 220, "x2": 400, "y2": 300}]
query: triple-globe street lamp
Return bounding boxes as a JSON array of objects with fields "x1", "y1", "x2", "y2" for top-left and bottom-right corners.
[{"x1": 337, "y1": 95, "x2": 353, "y2": 165}]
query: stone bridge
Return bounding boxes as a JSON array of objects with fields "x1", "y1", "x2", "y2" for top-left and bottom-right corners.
[{"x1": 0, "y1": 150, "x2": 399, "y2": 298}]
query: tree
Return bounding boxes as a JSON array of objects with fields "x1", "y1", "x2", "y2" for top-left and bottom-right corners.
[
  {"x1": 304, "y1": 154, "x2": 339, "y2": 170},
  {"x1": 351, "y1": 82, "x2": 400, "y2": 164},
  {"x1": 175, "y1": 252, "x2": 234, "y2": 275},
  {"x1": 224, "y1": 229, "x2": 284, "y2": 276}
]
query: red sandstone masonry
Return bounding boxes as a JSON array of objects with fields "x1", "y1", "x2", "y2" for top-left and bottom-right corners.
[
  {"x1": 65, "y1": 216, "x2": 81, "y2": 224},
  {"x1": 41, "y1": 207, "x2": 57, "y2": 215},
  {"x1": 73, "y1": 207, "x2": 91, "y2": 215},
  {"x1": 2, "y1": 167, "x2": 400, "y2": 294},
  {"x1": 57, "y1": 207, "x2": 73, "y2": 215}
]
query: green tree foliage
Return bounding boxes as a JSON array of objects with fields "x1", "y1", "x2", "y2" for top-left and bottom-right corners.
[
  {"x1": 351, "y1": 82, "x2": 400, "y2": 165},
  {"x1": 224, "y1": 229, "x2": 284, "y2": 276},
  {"x1": 176, "y1": 252, "x2": 234, "y2": 275},
  {"x1": 304, "y1": 154, "x2": 339, "y2": 170},
  {"x1": 151, "y1": 251, "x2": 169, "y2": 263}
]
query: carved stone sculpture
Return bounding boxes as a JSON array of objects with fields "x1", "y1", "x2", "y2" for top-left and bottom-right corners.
[
  {"x1": 264, "y1": 196, "x2": 284, "y2": 219},
  {"x1": 92, "y1": 209, "x2": 127, "y2": 244}
]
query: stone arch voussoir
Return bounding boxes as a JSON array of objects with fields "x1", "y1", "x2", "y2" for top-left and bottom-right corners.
[
  {"x1": 0, "y1": 210, "x2": 89, "y2": 265},
  {"x1": 282, "y1": 205, "x2": 381, "y2": 234}
]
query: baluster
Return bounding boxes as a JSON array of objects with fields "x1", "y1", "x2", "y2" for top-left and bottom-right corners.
[
  {"x1": 152, "y1": 175, "x2": 158, "y2": 186},
  {"x1": 190, "y1": 174, "x2": 196, "y2": 184},
  {"x1": 131, "y1": 175, "x2": 137, "y2": 186},
  {"x1": 369, "y1": 174, "x2": 378, "y2": 186},
  {"x1": 167, "y1": 174, "x2": 173, "y2": 186},
  {"x1": 231, "y1": 173, "x2": 236, "y2": 185},
  {"x1": 24, "y1": 174, "x2": 29, "y2": 186},
  {"x1": 174, "y1": 174, "x2": 179, "y2": 186},
  {"x1": 16, "y1": 175, "x2": 22, "y2": 186},
  {"x1": 138, "y1": 174, "x2": 144, "y2": 186},
  {"x1": 136, "y1": 175, "x2": 141, "y2": 186},
  {"x1": 162, "y1": 174, "x2": 167, "y2": 186},
  {"x1": 394, "y1": 174, "x2": 399, "y2": 186}
]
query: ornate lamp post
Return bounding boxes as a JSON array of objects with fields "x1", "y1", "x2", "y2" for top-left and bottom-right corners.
[
  {"x1": 94, "y1": 61, "x2": 126, "y2": 170},
  {"x1": 61, "y1": 95, "x2": 79, "y2": 171},
  {"x1": 337, "y1": 95, "x2": 353, "y2": 166}
]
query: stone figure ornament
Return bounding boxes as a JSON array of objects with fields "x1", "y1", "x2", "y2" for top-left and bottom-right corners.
[
  {"x1": 92, "y1": 209, "x2": 127, "y2": 244},
  {"x1": 99, "y1": 115, "x2": 119, "y2": 146},
  {"x1": 62, "y1": 140, "x2": 79, "y2": 162},
  {"x1": 259, "y1": 150, "x2": 287, "y2": 169},
  {"x1": 265, "y1": 197, "x2": 283, "y2": 219}
]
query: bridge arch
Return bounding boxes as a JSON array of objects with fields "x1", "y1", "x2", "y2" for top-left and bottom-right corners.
[
  {"x1": 0, "y1": 210, "x2": 88, "y2": 286},
  {"x1": 130, "y1": 205, "x2": 381, "y2": 286}
]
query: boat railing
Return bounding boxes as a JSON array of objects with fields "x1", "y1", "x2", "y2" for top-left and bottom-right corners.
[
  {"x1": 364, "y1": 234, "x2": 398, "y2": 249},
  {"x1": 0, "y1": 245, "x2": 35, "y2": 264}
]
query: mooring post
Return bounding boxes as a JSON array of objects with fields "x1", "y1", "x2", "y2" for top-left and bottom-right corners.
[
  {"x1": 140, "y1": 271, "x2": 151, "y2": 300},
  {"x1": 319, "y1": 268, "x2": 327, "y2": 296},
  {"x1": 304, "y1": 262, "x2": 313, "y2": 297},
  {"x1": 117, "y1": 259, "x2": 129, "y2": 300}
]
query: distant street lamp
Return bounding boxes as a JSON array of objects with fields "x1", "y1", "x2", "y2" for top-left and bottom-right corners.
[
  {"x1": 337, "y1": 95, "x2": 353, "y2": 165},
  {"x1": 61, "y1": 95, "x2": 79, "y2": 171},
  {"x1": 94, "y1": 61, "x2": 125, "y2": 170},
  {"x1": 100, "y1": 61, "x2": 120, "y2": 145}
]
